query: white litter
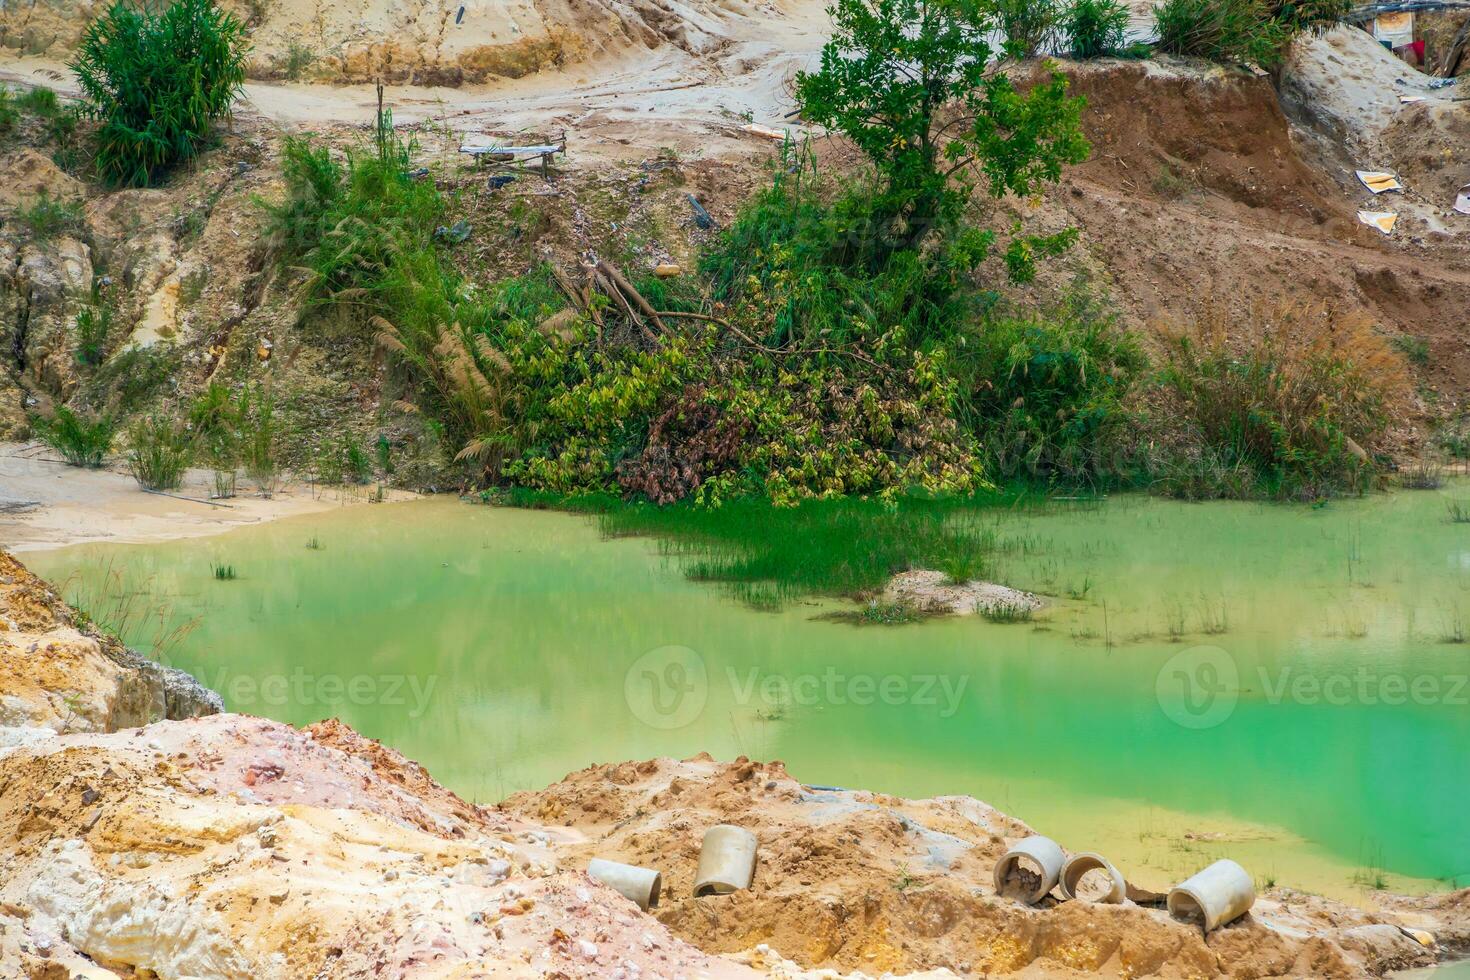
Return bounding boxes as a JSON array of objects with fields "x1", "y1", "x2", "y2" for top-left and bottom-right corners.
[
  {"x1": 1455, "y1": 184, "x2": 1470, "y2": 216},
  {"x1": 1357, "y1": 210, "x2": 1398, "y2": 235},
  {"x1": 1356, "y1": 170, "x2": 1403, "y2": 194}
]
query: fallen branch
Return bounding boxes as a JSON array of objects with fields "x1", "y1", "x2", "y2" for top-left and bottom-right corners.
[
  {"x1": 597, "y1": 259, "x2": 667, "y2": 334},
  {"x1": 595, "y1": 269, "x2": 658, "y2": 345},
  {"x1": 653, "y1": 310, "x2": 888, "y2": 371},
  {"x1": 141, "y1": 488, "x2": 236, "y2": 509}
]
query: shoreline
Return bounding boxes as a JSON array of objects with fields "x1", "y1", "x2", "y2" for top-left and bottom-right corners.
[{"x1": 0, "y1": 442, "x2": 417, "y2": 553}]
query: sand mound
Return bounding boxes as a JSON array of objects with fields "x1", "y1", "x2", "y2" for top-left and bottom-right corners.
[{"x1": 0, "y1": 0, "x2": 778, "y2": 84}]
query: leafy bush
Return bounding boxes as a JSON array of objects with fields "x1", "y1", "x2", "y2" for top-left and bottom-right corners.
[
  {"x1": 127, "y1": 414, "x2": 194, "y2": 490},
  {"x1": 1154, "y1": 309, "x2": 1408, "y2": 499},
  {"x1": 1154, "y1": 0, "x2": 1283, "y2": 66},
  {"x1": 282, "y1": 41, "x2": 315, "y2": 80},
  {"x1": 992, "y1": 0, "x2": 1065, "y2": 56},
  {"x1": 71, "y1": 0, "x2": 247, "y2": 187},
  {"x1": 1062, "y1": 0, "x2": 1131, "y2": 58},
  {"x1": 269, "y1": 91, "x2": 1090, "y2": 504},
  {"x1": 34, "y1": 406, "x2": 116, "y2": 467},
  {"x1": 958, "y1": 293, "x2": 1145, "y2": 486}
]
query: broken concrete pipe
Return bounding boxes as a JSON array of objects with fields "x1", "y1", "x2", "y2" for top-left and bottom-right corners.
[
  {"x1": 693, "y1": 825, "x2": 758, "y2": 897},
  {"x1": 1167, "y1": 859, "x2": 1255, "y2": 932},
  {"x1": 992, "y1": 835, "x2": 1066, "y2": 905},
  {"x1": 587, "y1": 858, "x2": 662, "y2": 910},
  {"x1": 1059, "y1": 852, "x2": 1127, "y2": 905}
]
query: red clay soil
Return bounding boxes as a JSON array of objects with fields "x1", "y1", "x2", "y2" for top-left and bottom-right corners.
[{"x1": 1021, "y1": 61, "x2": 1470, "y2": 431}]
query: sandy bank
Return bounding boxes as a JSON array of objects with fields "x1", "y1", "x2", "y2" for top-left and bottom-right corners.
[{"x1": 0, "y1": 442, "x2": 414, "y2": 552}]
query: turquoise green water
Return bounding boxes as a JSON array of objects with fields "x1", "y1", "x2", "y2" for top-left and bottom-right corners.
[{"x1": 27, "y1": 486, "x2": 1470, "y2": 901}]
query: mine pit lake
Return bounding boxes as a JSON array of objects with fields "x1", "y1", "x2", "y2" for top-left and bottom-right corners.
[{"x1": 29, "y1": 485, "x2": 1470, "y2": 902}]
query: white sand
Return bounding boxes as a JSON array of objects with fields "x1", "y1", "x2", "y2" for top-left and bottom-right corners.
[{"x1": 0, "y1": 443, "x2": 411, "y2": 552}]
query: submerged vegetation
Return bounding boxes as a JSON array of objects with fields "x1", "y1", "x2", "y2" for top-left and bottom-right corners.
[{"x1": 505, "y1": 490, "x2": 1023, "y2": 608}]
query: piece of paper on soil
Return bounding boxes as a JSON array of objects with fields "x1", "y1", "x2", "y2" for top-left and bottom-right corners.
[
  {"x1": 1357, "y1": 210, "x2": 1398, "y2": 234},
  {"x1": 1357, "y1": 171, "x2": 1403, "y2": 194},
  {"x1": 1455, "y1": 184, "x2": 1470, "y2": 216}
]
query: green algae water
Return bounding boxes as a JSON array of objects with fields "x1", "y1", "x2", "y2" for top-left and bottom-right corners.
[{"x1": 26, "y1": 486, "x2": 1470, "y2": 902}]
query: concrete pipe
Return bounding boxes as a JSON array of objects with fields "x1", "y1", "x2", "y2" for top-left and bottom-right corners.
[
  {"x1": 992, "y1": 835, "x2": 1066, "y2": 905},
  {"x1": 693, "y1": 825, "x2": 758, "y2": 896},
  {"x1": 1059, "y1": 852, "x2": 1127, "y2": 904},
  {"x1": 587, "y1": 858, "x2": 662, "y2": 911},
  {"x1": 1167, "y1": 859, "x2": 1255, "y2": 932}
]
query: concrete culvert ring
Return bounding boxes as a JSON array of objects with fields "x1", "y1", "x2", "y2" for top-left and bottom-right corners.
[
  {"x1": 1167, "y1": 889, "x2": 1207, "y2": 924},
  {"x1": 992, "y1": 836, "x2": 1065, "y2": 905},
  {"x1": 1059, "y1": 852, "x2": 1126, "y2": 904}
]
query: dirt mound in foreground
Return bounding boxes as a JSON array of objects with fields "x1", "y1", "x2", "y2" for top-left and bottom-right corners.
[{"x1": 503, "y1": 754, "x2": 1469, "y2": 977}]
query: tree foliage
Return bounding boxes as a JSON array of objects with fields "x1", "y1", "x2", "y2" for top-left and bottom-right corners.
[{"x1": 795, "y1": 0, "x2": 1089, "y2": 271}]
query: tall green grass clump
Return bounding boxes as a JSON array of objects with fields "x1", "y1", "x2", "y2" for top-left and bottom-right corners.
[
  {"x1": 71, "y1": 0, "x2": 247, "y2": 187},
  {"x1": 34, "y1": 406, "x2": 116, "y2": 467},
  {"x1": 265, "y1": 101, "x2": 445, "y2": 311},
  {"x1": 126, "y1": 414, "x2": 194, "y2": 490},
  {"x1": 1153, "y1": 0, "x2": 1345, "y2": 65},
  {"x1": 1062, "y1": 0, "x2": 1131, "y2": 58},
  {"x1": 75, "y1": 300, "x2": 113, "y2": 367},
  {"x1": 1268, "y1": 0, "x2": 1351, "y2": 34},
  {"x1": 1154, "y1": 0, "x2": 1282, "y2": 65}
]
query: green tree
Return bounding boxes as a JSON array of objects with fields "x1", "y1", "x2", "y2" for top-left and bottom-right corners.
[
  {"x1": 71, "y1": 0, "x2": 248, "y2": 187},
  {"x1": 795, "y1": 0, "x2": 1090, "y2": 272}
]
